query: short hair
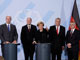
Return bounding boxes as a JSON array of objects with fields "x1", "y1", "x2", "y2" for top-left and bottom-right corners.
[
  {"x1": 55, "y1": 18, "x2": 61, "y2": 21},
  {"x1": 27, "y1": 17, "x2": 32, "y2": 21},
  {"x1": 70, "y1": 22, "x2": 76, "y2": 25},
  {"x1": 6, "y1": 16, "x2": 11, "y2": 20},
  {"x1": 37, "y1": 21, "x2": 44, "y2": 26}
]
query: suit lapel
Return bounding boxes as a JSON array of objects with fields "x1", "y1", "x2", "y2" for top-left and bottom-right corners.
[
  {"x1": 26, "y1": 25, "x2": 31, "y2": 32},
  {"x1": 26, "y1": 25, "x2": 28, "y2": 31},
  {"x1": 59, "y1": 26, "x2": 61, "y2": 35},
  {"x1": 71, "y1": 29, "x2": 76, "y2": 37},
  {"x1": 10, "y1": 24, "x2": 12, "y2": 32},
  {"x1": 54, "y1": 26, "x2": 57, "y2": 35},
  {"x1": 69, "y1": 29, "x2": 76, "y2": 37},
  {"x1": 4, "y1": 24, "x2": 9, "y2": 32}
]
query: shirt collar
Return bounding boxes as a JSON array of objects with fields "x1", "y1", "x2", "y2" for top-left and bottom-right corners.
[
  {"x1": 6, "y1": 23, "x2": 10, "y2": 26},
  {"x1": 71, "y1": 28, "x2": 75, "y2": 32},
  {"x1": 56, "y1": 25, "x2": 60, "y2": 29}
]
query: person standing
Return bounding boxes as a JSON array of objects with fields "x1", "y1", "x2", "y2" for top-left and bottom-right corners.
[
  {"x1": 49, "y1": 18, "x2": 65, "y2": 60},
  {"x1": 66, "y1": 22, "x2": 80, "y2": 60},
  {"x1": 0, "y1": 16, "x2": 18, "y2": 56},
  {"x1": 21, "y1": 17, "x2": 37, "y2": 60},
  {"x1": 36, "y1": 21, "x2": 49, "y2": 43}
]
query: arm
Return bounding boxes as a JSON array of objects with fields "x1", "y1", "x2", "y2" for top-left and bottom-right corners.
[
  {"x1": 20, "y1": 27, "x2": 25, "y2": 44},
  {"x1": 49, "y1": 27, "x2": 53, "y2": 43},
  {"x1": 32, "y1": 26, "x2": 37, "y2": 44},
  {"x1": 14, "y1": 25, "x2": 18, "y2": 41},
  {"x1": 12, "y1": 25, "x2": 18, "y2": 44},
  {"x1": 62, "y1": 27, "x2": 65, "y2": 46},
  {"x1": 0, "y1": 26, "x2": 5, "y2": 42},
  {"x1": 66, "y1": 31, "x2": 70, "y2": 44},
  {"x1": 66, "y1": 31, "x2": 71, "y2": 48}
]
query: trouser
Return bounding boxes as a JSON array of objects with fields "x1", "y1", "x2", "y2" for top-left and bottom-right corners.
[
  {"x1": 1, "y1": 45, "x2": 4, "y2": 57},
  {"x1": 23, "y1": 45, "x2": 35, "y2": 60},
  {"x1": 67, "y1": 48, "x2": 78, "y2": 60},
  {"x1": 51, "y1": 48, "x2": 62, "y2": 60}
]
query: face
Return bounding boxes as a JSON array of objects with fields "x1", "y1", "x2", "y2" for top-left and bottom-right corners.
[
  {"x1": 38, "y1": 24, "x2": 44, "y2": 30},
  {"x1": 55, "y1": 19, "x2": 61, "y2": 26},
  {"x1": 6, "y1": 16, "x2": 11, "y2": 24},
  {"x1": 27, "y1": 17, "x2": 32, "y2": 25},
  {"x1": 70, "y1": 23, "x2": 75, "y2": 29}
]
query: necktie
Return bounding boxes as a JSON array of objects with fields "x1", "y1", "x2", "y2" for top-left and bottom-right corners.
[
  {"x1": 70, "y1": 30, "x2": 73, "y2": 36},
  {"x1": 56, "y1": 26, "x2": 59, "y2": 35},
  {"x1": 8, "y1": 24, "x2": 10, "y2": 31},
  {"x1": 28, "y1": 25, "x2": 31, "y2": 32}
]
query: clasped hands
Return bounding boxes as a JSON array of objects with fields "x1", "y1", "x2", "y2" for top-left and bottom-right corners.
[
  {"x1": 3, "y1": 40, "x2": 17, "y2": 44},
  {"x1": 67, "y1": 43, "x2": 72, "y2": 48}
]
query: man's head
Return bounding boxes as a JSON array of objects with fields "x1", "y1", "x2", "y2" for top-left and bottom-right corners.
[
  {"x1": 55, "y1": 18, "x2": 61, "y2": 26},
  {"x1": 26, "y1": 17, "x2": 32, "y2": 25},
  {"x1": 70, "y1": 22, "x2": 76, "y2": 29},
  {"x1": 6, "y1": 16, "x2": 11, "y2": 24}
]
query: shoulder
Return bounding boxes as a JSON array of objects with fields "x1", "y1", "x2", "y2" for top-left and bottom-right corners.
[
  {"x1": 50, "y1": 25, "x2": 55, "y2": 29},
  {"x1": 31, "y1": 24, "x2": 36, "y2": 27},
  {"x1": 0, "y1": 24, "x2": 6, "y2": 29},
  {"x1": 75, "y1": 29, "x2": 80, "y2": 33},
  {"x1": 67, "y1": 30, "x2": 70, "y2": 34},
  {"x1": 60, "y1": 25, "x2": 65, "y2": 29},
  {"x1": 22, "y1": 25, "x2": 27, "y2": 29},
  {"x1": 0, "y1": 24, "x2": 6, "y2": 27},
  {"x1": 43, "y1": 29, "x2": 47, "y2": 32},
  {"x1": 31, "y1": 24, "x2": 37, "y2": 29},
  {"x1": 11, "y1": 24, "x2": 16, "y2": 27}
]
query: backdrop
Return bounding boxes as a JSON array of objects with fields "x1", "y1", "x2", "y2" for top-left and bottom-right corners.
[{"x1": 0, "y1": 0, "x2": 80, "y2": 60}]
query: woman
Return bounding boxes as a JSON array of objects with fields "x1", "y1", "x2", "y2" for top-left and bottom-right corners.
[{"x1": 36, "y1": 21, "x2": 49, "y2": 43}]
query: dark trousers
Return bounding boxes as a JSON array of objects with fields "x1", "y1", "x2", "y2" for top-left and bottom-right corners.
[
  {"x1": 23, "y1": 45, "x2": 35, "y2": 60},
  {"x1": 1, "y1": 45, "x2": 4, "y2": 57},
  {"x1": 51, "y1": 48, "x2": 62, "y2": 60},
  {"x1": 67, "y1": 48, "x2": 78, "y2": 60}
]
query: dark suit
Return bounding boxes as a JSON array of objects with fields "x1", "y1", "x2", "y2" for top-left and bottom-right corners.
[
  {"x1": 49, "y1": 25, "x2": 65, "y2": 60},
  {"x1": 66, "y1": 29, "x2": 80, "y2": 60},
  {"x1": 35, "y1": 29, "x2": 48, "y2": 43},
  {"x1": 0, "y1": 24, "x2": 18, "y2": 56},
  {"x1": 21, "y1": 24, "x2": 37, "y2": 60}
]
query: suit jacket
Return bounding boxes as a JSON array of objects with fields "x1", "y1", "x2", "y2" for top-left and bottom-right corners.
[
  {"x1": 35, "y1": 29, "x2": 49, "y2": 43},
  {"x1": 49, "y1": 25, "x2": 65, "y2": 49},
  {"x1": 21, "y1": 24, "x2": 37, "y2": 46},
  {"x1": 0, "y1": 24, "x2": 18, "y2": 43},
  {"x1": 66, "y1": 29, "x2": 80, "y2": 51}
]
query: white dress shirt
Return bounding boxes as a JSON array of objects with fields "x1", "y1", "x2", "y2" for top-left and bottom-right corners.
[
  {"x1": 71, "y1": 28, "x2": 75, "y2": 34},
  {"x1": 27, "y1": 24, "x2": 31, "y2": 29},
  {"x1": 56, "y1": 26, "x2": 60, "y2": 34}
]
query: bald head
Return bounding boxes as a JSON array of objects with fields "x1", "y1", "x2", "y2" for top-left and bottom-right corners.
[
  {"x1": 26, "y1": 17, "x2": 32, "y2": 25},
  {"x1": 6, "y1": 16, "x2": 11, "y2": 24}
]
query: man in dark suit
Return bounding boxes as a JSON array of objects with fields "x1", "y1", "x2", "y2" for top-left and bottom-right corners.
[
  {"x1": 49, "y1": 18, "x2": 65, "y2": 60},
  {"x1": 0, "y1": 16, "x2": 18, "y2": 56},
  {"x1": 21, "y1": 17, "x2": 37, "y2": 60},
  {"x1": 66, "y1": 22, "x2": 80, "y2": 60}
]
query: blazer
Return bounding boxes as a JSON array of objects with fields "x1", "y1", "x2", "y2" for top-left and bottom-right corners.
[
  {"x1": 0, "y1": 24, "x2": 18, "y2": 43},
  {"x1": 21, "y1": 24, "x2": 37, "y2": 45},
  {"x1": 66, "y1": 29, "x2": 80, "y2": 51},
  {"x1": 35, "y1": 29, "x2": 49, "y2": 43},
  {"x1": 49, "y1": 25, "x2": 65, "y2": 49}
]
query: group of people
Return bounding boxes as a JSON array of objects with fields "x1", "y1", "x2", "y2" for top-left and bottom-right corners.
[{"x1": 0, "y1": 16, "x2": 80, "y2": 60}]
